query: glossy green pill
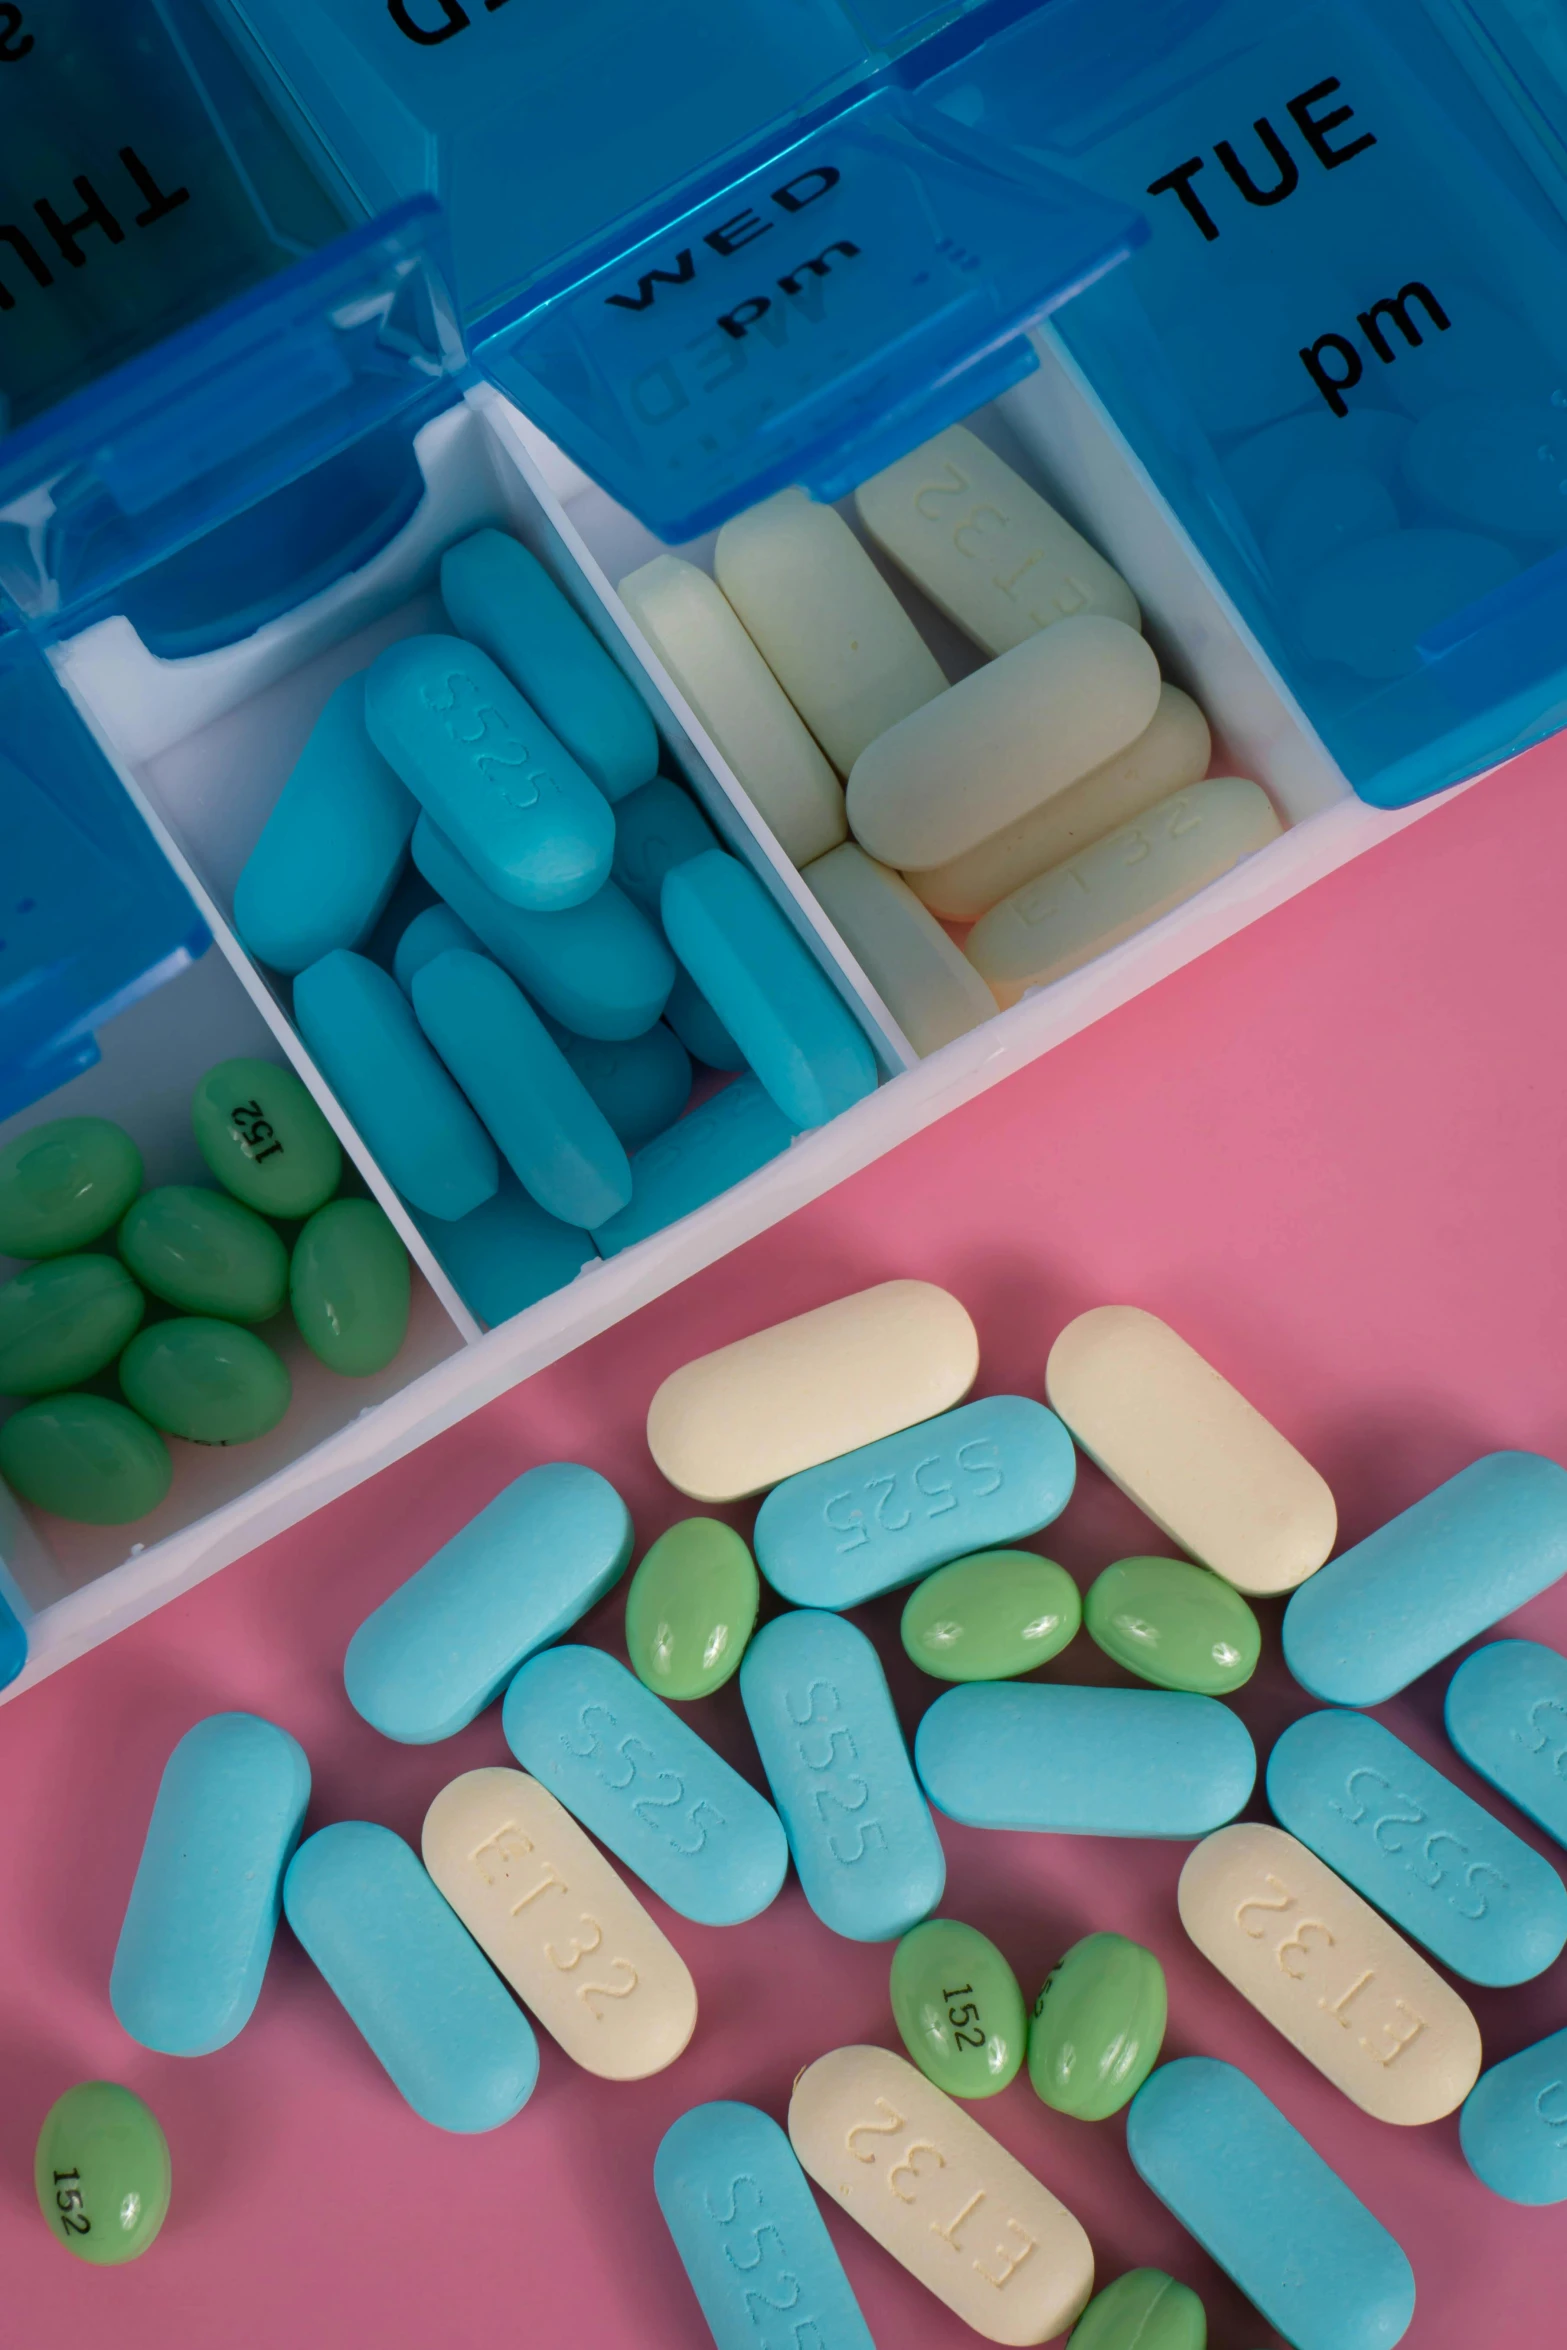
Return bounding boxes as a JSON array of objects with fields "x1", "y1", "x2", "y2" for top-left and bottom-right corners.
[
  {"x1": 192, "y1": 1056, "x2": 342, "y2": 1219},
  {"x1": 291, "y1": 1200, "x2": 410, "y2": 1376},
  {"x1": 1029, "y1": 1931, "x2": 1167, "y2": 2120},
  {"x1": 0, "y1": 1117, "x2": 142, "y2": 1258},
  {"x1": 1068, "y1": 2268, "x2": 1206, "y2": 2350},
  {"x1": 625, "y1": 1518, "x2": 759, "y2": 1699},
  {"x1": 121, "y1": 1320, "x2": 291, "y2": 1446},
  {"x1": 36, "y1": 2081, "x2": 170, "y2": 2265},
  {"x1": 0, "y1": 1395, "x2": 172, "y2": 1524},
  {"x1": 1085, "y1": 1556, "x2": 1261, "y2": 1695},
  {"x1": 0, "y1": 1256, "x2": 144, "y2": 1395},
  {"x1": 900, "y1": 1549, "x2": 1081, "y2": 1681},
  {"x1": 889, "y1": 1916, "x2": 1027, "y2": 2098},
  {"x1": 119, "y1": 1186, "x2": 288, "y2": 1323}
]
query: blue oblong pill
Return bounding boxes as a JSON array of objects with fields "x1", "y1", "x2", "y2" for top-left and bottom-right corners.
[
  {"x1": 656, "y1": 2102, "x2": 875, "y2": 2350},
  {"x1": 1266, "y1": 1707, "x2": 1567, "y2": 1986},
  {"x1": 1460, "y1": 2025, "x2": 1567, "y2": 2204},
  {"x1": 413, "y1": 1172, "x2": 595, "y2": 1327},
  {"x1": 345, "y1": 1462, "x2": 632, "y2": 1743},
  {"x1": 1445, "y1": 1639, "x2": 1567, "y2": 1849},
  {"x1": 591, "y1": 1077, "x2": 799, "y2": 1258},
  {"x1": 546, "y1": 1019, "x2": 692, "y2": 1153},
  {"x1": 110, "y1": 1712, "x2": 310, "y2": 2056},
  {"x1": 283, "y1": 1820, "x2": 537, "y2": 2132},
  {"x1": 1283, "y1": 1451, "x2": 1567, "y2": 1706},
  {"x1": 755, "y1": 1395, "x2": 1076, "y2": 1608},
  {"x1": 665, "y1": 968, "x2": 748, "y2": 1071},
  {"x1": 394, "y1": 903, "x2": 481, "y2": 994},
  {"x1": 1127, "y1": 2058, "x2": 1415, "y2": 2350},
  {"x1": 740, "y1": 1610, "x2": 944, "y2": 1942},
  {"x1": 612, "y1": 778, "x2": 720, "y2": 911},
  {"x1": 502, "y1": 1645, "x2": 788, "y2": 1925},
  {"x1": 915, "y1": 1683, "x2": 1255, "y2": 1837}
]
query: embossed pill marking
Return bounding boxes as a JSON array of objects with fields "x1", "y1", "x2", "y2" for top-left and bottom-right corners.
[
  {"x1": 1445, "y1": 1639, "x2": 1567, "y2": 1850},
  {"x1": 1460, "y1": 2023, "x2": 1567, "y2": 2204}
]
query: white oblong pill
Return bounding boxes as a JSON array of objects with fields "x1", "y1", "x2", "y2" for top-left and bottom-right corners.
[
  {"x1": 846, "y1": 616, "x2": 1159, "y2": 871},
  {"x1": 908, "y1": 685, "x2": 1212, "y2": 922},
  {"x1": 803, "y1": 843, "x2": 998, "y2": 1055},
  {"x1": 714, "y1": 490, "x2": 948, "y2": 775},
  {"x1": 421, "y1": 1767, "x2": 696, "y2": 2081},
  {"x1": 618, "y1": 555, "x2": 846, "y2": 866},
  {"x1": 853, "y1": 424, "x2": 1140, "y2": 654},
  {"x1": 964, "y1": 777, "x2": 1281, "y2": 1008},
  {"x1": 646, "y1": 1279, "x2": 978, "y2": 1503},
  {"x1": 1046, "y1": 1305, "x2": 1334, "y2": 1595},
  {"x1": 1179, "y1": 1824, "x2": 1482, "y2": 2124},
  {"x1": 788, "y1": 2044, "x2": 1094, "y2": 2345}
]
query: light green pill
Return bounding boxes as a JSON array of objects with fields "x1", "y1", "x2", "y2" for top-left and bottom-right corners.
[
  {"x1": 192, "y1": 1055, "x2": 343, "y2": 1219},
  {"x1": 0, "y1": 1394, "x2": 172, "y2": 1524},
  {"x1": 0, "y1": 1117, "x2": 143, "y2": 1258},
  {"x1": 0, "y1": 1256, "x2": 145, "y2": 1395},
  {"x1": 120, "y1": 1319, "x2": 291, "y2": 1446},
  {"x1": 624, "y1": 1517, "x2": 759, "y2": 1699},
  {"x1": 1084, "y1": 1556, "x2": 1261, "y2": 1695},
  {"x1": 36, "y1": 2080, "x2": 171, "y2": 2265},
  {"x1": 119, "y1": 1186, "x2": 288, "y2": 1323},
  {"x1": 1068, "y1": 2269, "x2": 1206, "y2": 2350},
  {"x1": 1028, "y1": 1930, "x2": 1167, "y2": 2121},
  {"x1": 900, "y1": 1549, "x2": 1081, "y2": 1681},
  {"x1": 291, "y1": 1199, "x2": 410, "y2": 1376},
  {"x1": 889, "y1": 1916, "x2": 1027, "y2": 2099}
]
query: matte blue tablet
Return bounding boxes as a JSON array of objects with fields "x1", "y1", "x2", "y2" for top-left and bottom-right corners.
[
  {"x1": 612, "y1": 778, "x2": 720, "y2": 911},
  {"x1": 394, "y1": 904, "x2": 481, "y2": 994},
  {"x1": 664, "y1": 968, "x2": 748, "y2": 1071},
  {"x1": 1267, "y1": 1707, "x2": 1567, "y2": 1986},
  {"x1": 0, "y1": 1590, "x2": 26, "y2": 1692},
  {"x1": 915, "y1": 1683, "x2": 1255, "y2": 1837},
  {"x1": 740, "y1": 1610, "x2": 944, "y2": 1942},
  {"x1": 412, "y1": 949, "x2": 631, "y2": 1228},
  {"x1": 1127, "y1": 2058, "x2": 1415, "y2": 2350},
  {"x1": 547, "y1": 1019, "x2": 692, "y2": 1152},
  {"x1": 345, "y1": 1463, "x2": 632, "y2": 1743},
  {"x1": 754, "y1": 1395, "x2": 1076, "y2": 1608},
  {"x1": 110, "y1": 1713, "x2": 310, "y2": 2057},
  {"x1": 414, "y1": 1173, "x2": 595, "y2": 1327},
  {"x1": 591, "y1": 1077, "x2": 798, "y2": 1258},
  {"x1": 283, "y1": 1821, "x2": 537, "y2": 2133},
  {"x1": 292, "y1": 948, "x2": 498, "y2": 1220},
  {"x1": 502, "y1": 1645, "x2": 788, "y2": 1925},
  {"x1": 1445, "y1": 1640, "x2": 1567, "y2": 1848},
  {"x1": 1460, "y1": 2026, "x2": 1567, "y2": 2204},
  {"x1": 661, "y1": 852, "x2": 877, "y2": 1127},
  {"x1": 1283, "y1": 1452, "x2": 1567, "y2": 1706},
  {"x1": 655, "y1": 2103, "x2": 875, "y2": 2350}
]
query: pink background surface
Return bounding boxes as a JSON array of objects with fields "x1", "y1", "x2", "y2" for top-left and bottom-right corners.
[{"x1": 6, "y1": 741, "x2": 1567, "y2": 2348}]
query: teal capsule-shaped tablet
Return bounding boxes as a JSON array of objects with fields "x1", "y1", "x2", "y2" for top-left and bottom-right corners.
[
  {"x1": 440, "y1": 531, "x2": 658, "y2": 804},
  {"x1": 0, "y1": 1255, "x2": 144, "y2": 1395},
  {"x1": 111, "y1": 1713, "x2": 311, "y2": 2056},
  {"x1": 365, "y1": 635, "x2": 614, "y2": 912},
  {"x1": 612, "y1": 777, "x2": 719, "y2": 911},
  {"x1": 590, "y1": 1076, "x2": 799, "y2": 1257},
  {"x1": 1460, "y1": 2025, "x2": 1567, "y2": 2204},
  {"x1": 413, "y1": 1172, "x2": 594, "y2": 1327},
  {"x1": 293, "y1": 949, "x2": 498, "y2": 1221},
  {"x1": 283, "y1": 1821, "x2": 538, "y2": 2131},
  {"x1": 546, "y1": 1020, "x2": 692, "y2": 1153},
  {"x1": 1446, "y1": 1640, "x2": 1567, "y2": 1848},
  {"x1": 393, "y1": 904, "x2": 481, "y2": 995},
  {"x1": 412, "y1": 814, "x2": 674, "y2": 1040},
  {"x1": 661, "y1": 852, "x2": 878, "y2": 1127},
  {"x1": 754, "y1": 1395, "x2": 1077, "y2": 1608},
  {"x1": 665, "y1": 967, "x2": 747, "y2": 1071},
  {"x1": 234, "y1": 676, "x2": 417, "y2": 975},
  {"x1": 502, "y1": 1645, "x2": 788, "y2": 1925}
]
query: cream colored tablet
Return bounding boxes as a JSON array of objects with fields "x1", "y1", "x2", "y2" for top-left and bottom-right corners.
[
  {"x1": 421, "y1": 1768, "x2": 696, "y2": 2080},
  {"x1": 1044, "y1": 1304, "x2": 1334, "y2": 1596},
  {"x1": 803, "y1": 843, "x2": 998, "y2": 1055},
  {"x1": 1179, "y1": 1825, "x2": 1482, "y2": 2124},
  {"x1": 964, "y1": 777, "x2": 1281, "y2": 1008},
  {"x1": 617, "y1": 554, "x2": 846, "y2": 865},
  {"x1": 789, "y1": 2045, "x2": 1094, "y2": 2345},
  {"x1": 846, "y1": 616, "x2": 1159, "y2": 872},
  {"x1": 646, "y1": 1279, "x2": 978, "y2": 1502},
  {"x1": 854, "y1": 424, "x2": 1141, "y2": 653},
  {"x1": 908, "y1": 685, "x2": 1212, "y2": 922},
  {"x1": 713, "y1": 490, "x2": 948, "y2": 774}
]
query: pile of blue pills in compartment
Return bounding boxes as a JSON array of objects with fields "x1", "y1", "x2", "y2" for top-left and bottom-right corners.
[{"x1": 45, "y1": 1279, "x2": 1567, "y2": 2346}]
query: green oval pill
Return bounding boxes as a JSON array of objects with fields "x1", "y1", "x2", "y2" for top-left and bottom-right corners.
[
  {"x1": 192, "y1": 1055, "x2": 343, "y2": 1218},
  {"x1": 624, "y1": 1517, "x2": 759, "y2": 1699},
  {"x1": 0, "y1": 1256, "x2": 145, "y2": 1395},
  {"x1": 119, "y1": 1186, "x2": 288, "y2": 1323},
  {"x1": 1085, "y1": 1555, "x2": 1261, "y2": 1695},
  {"x1": 0, "y1": 1117, "x2": 142, "y2": 1258},
  {"x1": 1068, "y1": 2269, "x2": 1206, "y2": 2350},
  {"x1": 1028, "y1": 1930, "x2": 1167, "y2": 2120},
  {"x1": 0, "y1": 1394, "x2": 172, "y2": 1524},
  {"x1": 120, "y1": 1318, "x2": 291, "y2": 1445},
  {"x1": 890, "y1": 1916, "x2": 1027, "y2": 2098},
  {"x1": 36, "y1": 2080, "x2": 170, "y2": 2265},
  {"x1": 901, "y1": 1549, "x2": 1082, "y2": 1681},
  {"x1": 290, "y1": 1199, "x2": 410, "y2": 1376}
]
